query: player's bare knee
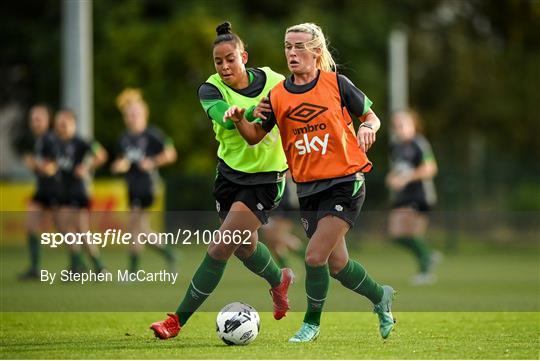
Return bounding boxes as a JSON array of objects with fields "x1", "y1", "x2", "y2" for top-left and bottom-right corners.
[
  {"x1": 328, "y1": 256, "x2": 348, "y2": 276},
  {"x1": 234, "y1": 241, "x2": 256, "y2": 260},
  {"x1": 305, "y1": 251, "x2": 328, "y2": 267},
  {"x1": 208, "y1": 242, "x2": 236, "y2": 261}
]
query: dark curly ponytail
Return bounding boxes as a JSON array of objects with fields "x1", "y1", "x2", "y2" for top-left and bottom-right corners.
[{"x1": 213, "y1": 21, "x2": 245, "y2": 51}]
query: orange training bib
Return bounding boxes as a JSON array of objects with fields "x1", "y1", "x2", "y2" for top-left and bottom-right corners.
[{"x1": 270, "y1": 71, "x2": 372, "y2": 183}]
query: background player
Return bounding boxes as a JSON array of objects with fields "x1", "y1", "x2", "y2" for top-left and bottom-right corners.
[
  {"x1": 53, "y1": 109, "x2": 108, "y2": 273},
  {"x1": 262, "y1": 171, "x2": 304, "y2": 268},
  {"x1": 386, "y1": 109, "x2": 440, "y2": 285},
  {"x1": 20, "y1": 104, "x2": 58, "y2": 280},
  {"x1": 112, "y1": 88, "x2": 177, "y2": 273}
]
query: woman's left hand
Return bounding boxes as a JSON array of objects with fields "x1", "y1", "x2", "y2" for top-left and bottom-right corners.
[
  {"x1": 253, "y1": 97, "x2": 271, "y2": 120},
  {"x1": 387, "y1": 173, "x2": 410, "y2": 191},
  {"x1": 74, "y1": 164, "x2": 89, "y2": 178},
  {"x1": 139, "y1": 158, "x2": 156, "y2": 172},
  {"x1": 357, "y1": 125, "x2": 376, "y2": 153}
]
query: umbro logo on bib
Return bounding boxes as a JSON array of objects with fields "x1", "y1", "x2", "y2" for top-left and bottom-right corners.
[{"x1": 286, "y1": 103, "x2": 328, "y2": 123}]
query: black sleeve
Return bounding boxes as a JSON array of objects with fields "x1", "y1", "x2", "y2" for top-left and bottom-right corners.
[
  {"x1": 80, "y1": 139, "x2": 93, "y2": 158},
  {"x1": 260, "y1": 92, "x2": 277, "y2": 133},
  {"x1": 146, "y1": 127, "x2": 166, "y2": 156},
  {"x1": 337, "y1": 74, "x2": 368, "y2": 118},
  {"x1": 261, "y1": 113, "x2": 277, "y2": 133},
  {"x1": 74, "y1": 138, "x2": 92, "y2": 165},
  {"x1": 198, "y1": 83, "x2": 223, "y2": 101},
  {"x1": 388, "y1": 142, "x2": 396, "y2": 165},
  {"x1": 117, "y1": 133, "x2": 128, "y2": 157},
  {"x1": 20, "y1": 136, "x2": 35, "y2": 156},
  {"x1": 41, "y1": 133, "x2": 56, "y2": 159},
  {"x1": 411, "y1": 142, "x2": 424, "y2": 167},
  {"x1": 414, "y1": 136, "x2": 435, "y2": 165}
]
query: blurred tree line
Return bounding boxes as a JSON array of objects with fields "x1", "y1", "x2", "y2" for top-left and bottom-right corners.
[{"x1": 1, "y1": 0, "x2": 539, "y2": 210}]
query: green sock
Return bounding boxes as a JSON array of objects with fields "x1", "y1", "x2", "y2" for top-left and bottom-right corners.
[
  {"x1": 70, "y1": 251, "x2": 86, "y2": 271},
  {"x1": 129, "y1": 253, "x2": 139, "y2": 273},
  {"x1": 90, "y1": 255, "x2": 105, "y2": 272},
  {"x1": 69, "y1": 253, "x2": 76, "y2": 270},
  {"x1": 27, "y1": 233, "x2": 40, "y2": 272},
  {"x1": 176, "y1": 253, "x2": 227, "y2": 326},
  {"x1": 240, "y1": 242, "x2": 282, "y2": 288},
  {"x1": 152, "y1": 245, "x2": 175, "y2": 262},
  {"x1": 275, "y1": 254, "x2": 289, "y2": 268},
  {"x1": 332, "y1": 259, "x2": 383, "y2": 304},
  {"x1": 395, "y1": 237, "x2": 431, "y2": 272},
  {"x1": 303, "y1": 263, "x2": 329, "y2": 326}
]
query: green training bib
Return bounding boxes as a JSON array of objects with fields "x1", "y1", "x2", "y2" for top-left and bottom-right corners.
[{"x1": 206, "y1": 67, "x2": 287, "y2": 174}]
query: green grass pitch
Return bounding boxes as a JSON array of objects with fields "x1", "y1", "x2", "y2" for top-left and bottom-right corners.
[
  {"x1": 1, "y1": 312, "x2": 538, "y2": 359},
  {"x1": 1, "y1": 240, "x2": 538, "y2": 359}
]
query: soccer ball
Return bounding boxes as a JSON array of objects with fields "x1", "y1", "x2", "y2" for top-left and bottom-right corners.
[{"x1": 216, "y1": 302, "x2": 260, "y2": 346}]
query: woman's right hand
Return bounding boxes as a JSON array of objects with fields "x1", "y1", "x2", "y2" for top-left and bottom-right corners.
[
  {"x1": 386, "y1": 172, "x2": 409, "y2": 191},
  {"x1": 23, "y1": 154, "x2": 36, "y2": 170},
  {"x1": 40, "y1": 160, "x2": 58, "y2": 177},
  {"x1": 224, "y1": 106, "x2": 246, "y2": 123},
  {"x1": 253, "y1": 97, "x2": 271, "y2": 120},
  {"x1": 111, "y1": 158, "x2": 130, "y2": 174}
]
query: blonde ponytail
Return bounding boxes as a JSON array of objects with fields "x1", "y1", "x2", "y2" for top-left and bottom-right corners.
[
  {"x1": 116, "y1": 88, "x2": 148, "y2": 115},
  {"x1": 285, "y1": 23, "x2": 337, "y2": 72}
]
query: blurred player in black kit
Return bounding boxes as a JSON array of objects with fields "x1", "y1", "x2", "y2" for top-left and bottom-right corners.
[
  {"x1": 20, "y1": 104, "x2": 59, "y2": 280},
  {"x1": 386, "y1": 110, "x2": 441, "y2": 285},
  {"x1": 53, "y1": 109, "x2": 108, "y2": 273},
  {"x1": 112, "y1": 88, "x2": 178, "y2": 273}
]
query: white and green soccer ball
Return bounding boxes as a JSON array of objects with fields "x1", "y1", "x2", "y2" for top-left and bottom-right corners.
[{"x1": 216, "y1": 302, "x2": 260, "y2": 346}]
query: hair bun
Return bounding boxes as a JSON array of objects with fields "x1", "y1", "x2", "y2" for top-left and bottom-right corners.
[{"x1": 216, "y1": 22, "x2": 232, "y2": 36}]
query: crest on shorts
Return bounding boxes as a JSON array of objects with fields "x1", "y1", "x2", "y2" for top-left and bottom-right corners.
[{"x1": 301, "y1": 218, "x2": 309, "y2": 231}]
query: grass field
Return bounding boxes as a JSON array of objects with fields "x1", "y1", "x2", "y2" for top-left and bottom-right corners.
[
  {"x1": 1, "y1": 240, "x2": 539, "y2": 359},
  {"x1": 1, "y1": 312, "x2": 538, "y2": 359}
]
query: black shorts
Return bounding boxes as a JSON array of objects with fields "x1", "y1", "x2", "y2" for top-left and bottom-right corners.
[
  {"x1": 58, "y1": 189, "x2": 90, "y2": 209},
  {"x1": 32, "y1": 190, "x2": 59, "y2": 208},
  {"x1": 128, "y1": 189, "x2": 155, "y2": 209},
  {"x1": 299, "y1": 180, "x2": 366, "y2": 238},
  {"x1": 392, "y1": 199, "x2": 431, "y2": 213},
  {"x1": 213, "y1": 172, "x2": 283, "y2": 225}
]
